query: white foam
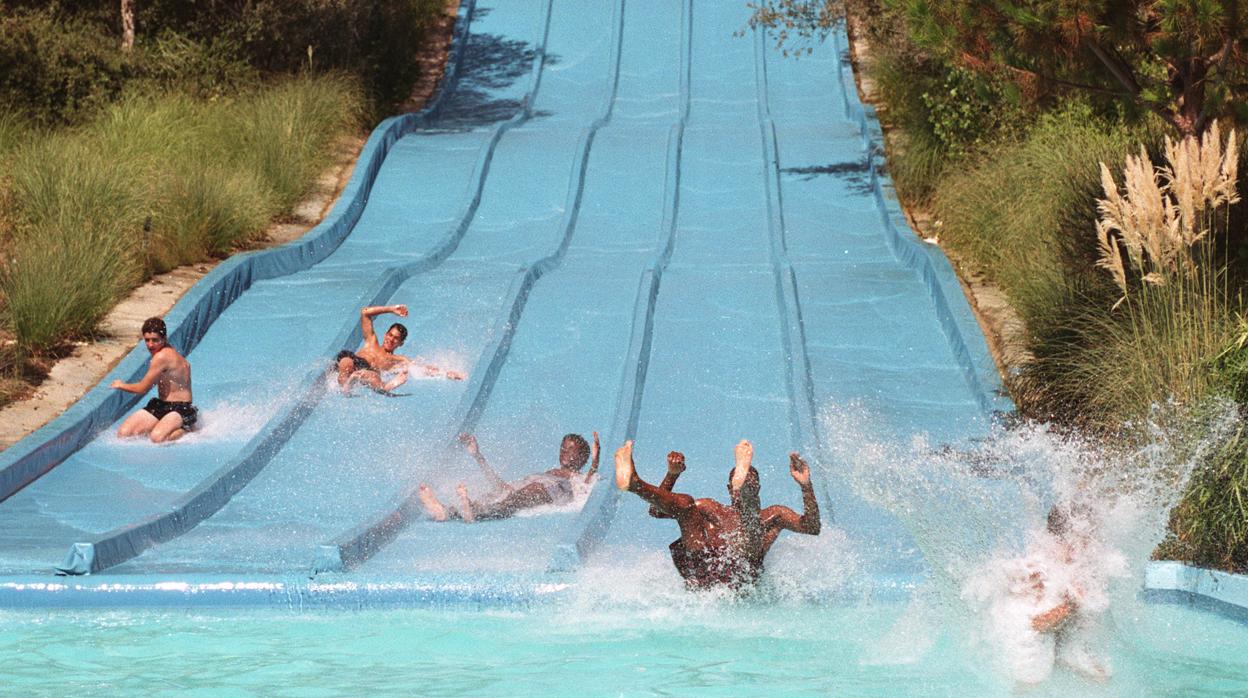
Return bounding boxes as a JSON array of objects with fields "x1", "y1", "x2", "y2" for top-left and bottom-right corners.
[{"x1": 820, "y1": 398, "x2": 1238, "y2": 685}]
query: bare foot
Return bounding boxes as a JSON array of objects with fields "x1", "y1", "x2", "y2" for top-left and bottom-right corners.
[
  {"x1": 456, "y1": 483, "x2": 475, "y2": 523},
  {"x1": 615, "y1": 440, "x2": 635, "y2": 490},
  {"x1": 731, "y1": 439, "x2": 753, "y2": 492},
  {"x1": 418, "y1": 484, "x2": 449, "y2": 521}
]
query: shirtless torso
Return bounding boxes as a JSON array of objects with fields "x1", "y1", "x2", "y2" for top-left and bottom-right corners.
[
  {"x1": 617, "y1": 441, "x2": 821, "y2": 589},
  {"x1": 335, "y1": 304, "x2": 464, "y2": 394},
  {"x1": 112, "y1": 320, "x2": 196, "y2": 443}
]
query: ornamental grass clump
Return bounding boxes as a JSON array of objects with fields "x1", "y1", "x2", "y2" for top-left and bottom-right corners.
[
  {"x1": 1060, "y1": 123, "x2": 1244, "y2": 426},
  {"x1": 1095, "y1": 121, "x2": 1240, "y2": 307}
]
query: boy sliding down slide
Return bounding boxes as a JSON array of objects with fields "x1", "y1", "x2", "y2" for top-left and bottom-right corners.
[
  {"x1": 614, "y1": 439, "x2": 821, "y2": 589},
  {"x1": 418, "y1": 431, "x2": 600, "y2": 522},
  {"x1": 333, "y1": 304, "x2": 465, "y2": 395}
]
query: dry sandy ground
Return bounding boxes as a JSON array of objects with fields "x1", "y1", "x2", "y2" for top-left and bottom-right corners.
[{"x1": 0, "y1": 2, "x2": 460, "y2": 451}]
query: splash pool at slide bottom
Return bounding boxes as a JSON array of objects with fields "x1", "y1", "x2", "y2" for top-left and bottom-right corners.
[{"x1": 2, "y1": 582, "x2": 1246, "y2": 696}]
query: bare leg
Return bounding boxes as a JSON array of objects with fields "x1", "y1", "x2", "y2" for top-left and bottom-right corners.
[
  {"x1": 149, "y1": 412, "x2": 186, "y2": 443},
  {"x1": 418, "y1": 484, "x2": 450, "y2": 521},
  {"x1": 350, "y1": 369, "x2": 387, "y2": 393},
  {"x1": 456, "y1": 483, "x2": 476, "y2": 523},
  {"x1": 616, "y1": 441, "x2": 696, "y2": 516},
  {"x1": 117, "y1": 410, "x2": 158, "y2": 438},
  {"x1": 731, "y1": 439, "x2": 753, "y2": 492}
]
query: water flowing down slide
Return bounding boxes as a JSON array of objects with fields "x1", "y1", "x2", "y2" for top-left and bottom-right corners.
[{"x1": 0, "y1": 0, "x2": 1007, "y2": 597}]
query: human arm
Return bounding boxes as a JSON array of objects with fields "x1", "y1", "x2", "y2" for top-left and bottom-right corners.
[
  {"x1": 1031, "y1": 599, "x2": 1075, "y2": 633},
  {"x1": 110, "y1": 352, "x2": 168, "y2": 395},
  {"x1": 359, "y1": 304, "x2": 407, "y2": 345},
  {"x1": 615, "y1": 441, "x2": 695, "y2": 517},
  {"x1": 458, "y1": 433, "x2": 511, "y2": 491},
  {"x1": 762, "y1": 453, "x2": 821, "y2": 535},
  {"x1": 383, "y1": 370, "x2": 409, "y2": 392},
  {"x1": 648, "y1": 451, "x2": 685, "y2": 519},
  {"x1": 585, "y1": 432, "x2": 601, "y2": 478}
]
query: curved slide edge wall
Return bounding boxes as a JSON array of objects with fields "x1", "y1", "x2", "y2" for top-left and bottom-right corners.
[
  {"x1": 827, "y1": 28, "x2": 1014, "y2": 419},
  {"x1": 0, "y1": 0, "x2": 479, "y2": 505},
  {"x1": 1144, "y1": 561, "x2": 1248, "y2": 624}
]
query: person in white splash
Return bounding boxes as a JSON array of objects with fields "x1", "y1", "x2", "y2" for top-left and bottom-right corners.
[{"x1": 963, "y1": 504, "x2": 1124, "y2": 685}]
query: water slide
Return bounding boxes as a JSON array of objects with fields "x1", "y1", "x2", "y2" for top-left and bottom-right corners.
[{"x1": 0, "y1": 0, "x2": 1008, "y2": 597}]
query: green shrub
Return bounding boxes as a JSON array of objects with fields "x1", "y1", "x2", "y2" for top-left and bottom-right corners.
[
  {"x1": 137, "y1": 0, "x2": 443, "y2": 107},
  {"x1": 0, "y1": 5, "x2": 133, "y2": 125},
  {"x1": 1159, "y1": 421, "x2": 1248, "y2": 572}
]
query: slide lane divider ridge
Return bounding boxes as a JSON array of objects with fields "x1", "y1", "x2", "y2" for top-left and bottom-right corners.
[
  {"x1": 52, "y1": 0, "x2": 558, "y2": 575},
  {"x1": 827, "y1": 29, "x2": 1013, "y2": 419},
  {"x1": 752, "y1": 28, "x2": 838, "y2": 520},
  {"x1": 547, "y1": 0, "x2": 692, "y2": 573},
  {"x1": 314, "y1": 0, "x2": 626, "y2": 574},
  {"x1": 0, "y1": 0, "x2": 482, "y2": 504}
]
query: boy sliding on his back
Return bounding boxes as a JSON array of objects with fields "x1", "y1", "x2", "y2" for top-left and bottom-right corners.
[
  {"x1": 418, "y1": 431, "x2": 600, "y2": 522},
  {"x1": 333, "y1": 304, "x2": 465, "y2": 394}
]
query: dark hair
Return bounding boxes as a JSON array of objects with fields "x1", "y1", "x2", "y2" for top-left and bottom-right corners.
[
  {"x1": 141, "y1": 317, "x2": 167, "y2": 339},
  {"x1": 389, "y1": 323, "x2": 408, "y2": 342},
  {"x1": 562, "y1": 433, "x2": 590, "y2": 467}
]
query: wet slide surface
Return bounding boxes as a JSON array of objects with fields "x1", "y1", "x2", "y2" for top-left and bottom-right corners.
[{"x1": 0, "y1": 0, "x2": 1005, "y2": 596}]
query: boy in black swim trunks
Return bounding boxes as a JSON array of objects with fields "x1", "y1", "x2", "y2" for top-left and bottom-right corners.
[
  {"x1": 417, "y1": 431, "x2": 600, "y2": 522},
  {"x1": 111, "y1": 317, "x2": 198, "y2": 443},
  {"x1": 333, "y1": 304, "x2": 465, "y2": 394}
]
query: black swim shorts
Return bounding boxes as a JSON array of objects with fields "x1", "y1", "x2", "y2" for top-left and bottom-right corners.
[
  {"x1": 334, "y1": 350, "x2": 373, "y2": 373},
  {"x1": 142, "y1": 398, "x2": 199, "y2": 430}
]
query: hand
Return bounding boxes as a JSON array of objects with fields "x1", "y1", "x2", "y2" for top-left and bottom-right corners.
[
  {"x1": 110, "y1": 380, "x2": 124, "y2": 390},
  {"x1": 614, "y1": 440, "x2": 635, "y2": 491},
  {"x1": 445, "y1": 370, "x2": 466, "y2": 381},
  {"x1": 591, "y1": 431, "x2": 600, "y2": 464},
  {"x1": 458, "y1": 432, "x2": 479, "y2": 455},
  {"x1": 666, "y1": 451, "x2": 686, "y2": 475},
  {"x1": 422, "y1": 364, "x2": 441, "y2": 377},
  {"x1": 392, "y1": 305, "x2": 408, "y2": 317},
  {"x1": 789, "y1": 452, "x2": 811, "y2": 486}
]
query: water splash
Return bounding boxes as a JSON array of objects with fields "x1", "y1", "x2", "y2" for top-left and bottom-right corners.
[{"x1": 820, "y1": 399, "x2": 1239, "y2": 685}]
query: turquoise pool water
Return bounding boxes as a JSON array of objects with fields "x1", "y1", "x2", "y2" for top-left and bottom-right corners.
[{"x1": 4, "y1": 596, "x2": 1246, "y2": 696}]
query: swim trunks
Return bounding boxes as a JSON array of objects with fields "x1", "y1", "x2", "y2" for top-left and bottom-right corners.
[
  {"x1": 142, "y1": 398, "x2": 199, "y2": 430},
  {"x1": 334, "y1": 350, "x2": 373, "y2": 373},
  {"x1": 513, "y1": 472, "x2": 575, "y2": 504}
]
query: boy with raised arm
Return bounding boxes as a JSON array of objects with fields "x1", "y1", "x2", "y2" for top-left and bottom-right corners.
[
  {"x1": 418, "y1": 431, "x2": 600, "y2": 522},
  {"x1": 333, "y1": 304, "x2": 464, "y2": 394},
  {"x1": 615, "y1": 439, "x2": 821, "y2": 589}
]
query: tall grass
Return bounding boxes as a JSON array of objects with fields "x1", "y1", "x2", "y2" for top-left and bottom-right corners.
[
  {"x1": 933, "y1": 104, "x2": 1160, "y2": 326},
  {"x1": 0, "y1": 73, "x2": 363, "y2": 352}
]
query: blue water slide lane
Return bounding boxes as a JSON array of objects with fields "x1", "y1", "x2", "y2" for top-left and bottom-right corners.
[
  {"x1": 0, "y1": 0, "x2": 1018, "y2": 594},
  {"x1": 314, "y1": 0, "x2": 625, "y2": 574},
  {"x1": 826, "y1": 30, "x2": 1012, "y2": 419},
  {"x1": 547, "y1": 0, "x2": 691, "y2": 572},
  {"x1": 49, "y1": 0, "x2": 563, "y2": 575},
  {"x1": 0, "y1": 0, "x2": 479, "y2": 506}
]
